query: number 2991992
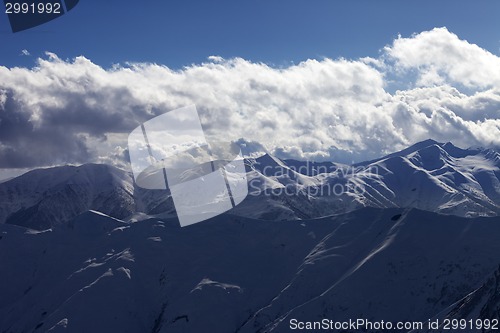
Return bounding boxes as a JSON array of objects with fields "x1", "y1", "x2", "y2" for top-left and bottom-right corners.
[{"x1": 5, "y1": 2, "x2": 62, "y2": 14}]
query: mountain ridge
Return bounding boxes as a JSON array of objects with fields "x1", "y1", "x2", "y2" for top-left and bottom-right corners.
[{"x1": 0, "y1": 139, "x2": 499, "y2": 230}]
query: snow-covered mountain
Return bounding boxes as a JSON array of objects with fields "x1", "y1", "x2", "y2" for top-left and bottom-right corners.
[
  {"x1": 0, "y1": 164, "x2": 136, "y2": 230},
  {"x1": 0, "y1": 139, "x2": 499, "y2": 231},
  {"x1": 236, "y1": 139, "x2": 500, "y2": 220},
  {"x1": 1, "y1": 208, "x2": 500, "y2": 332}
]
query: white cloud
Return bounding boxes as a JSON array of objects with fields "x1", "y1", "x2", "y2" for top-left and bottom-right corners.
[
  {"x1": 207, "y1": 55, "x2": 224, "y2": 63},
  {"x1": 384, "y1": 86, "x2": 500, "y2": 148},
  {"x1": 0, "y1": 27, "x2": 499, "y2": 168},
  {"x1": 385, "y1": 27, "x2": 500, "y2": 89}
]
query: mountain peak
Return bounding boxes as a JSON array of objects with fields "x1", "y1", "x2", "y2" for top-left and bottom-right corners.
[
  {"x1": 354, "y1": 139, "x2": 440, "y2": 167},
  {"x1": 0, "y1": 163, "x2": 136, "y2": 230}
]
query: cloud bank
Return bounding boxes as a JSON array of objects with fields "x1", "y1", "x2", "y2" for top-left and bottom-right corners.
[{"x1": 0, "y1": 27, "x2": 499, "y2": 169}]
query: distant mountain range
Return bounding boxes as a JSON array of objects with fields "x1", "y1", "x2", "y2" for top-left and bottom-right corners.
[
  {"x1": 1, "y1": 139, "x2": 500, "y2": 332},
  {"x1": 1, "y1": 139, "x2": 499, "y2": 230}
]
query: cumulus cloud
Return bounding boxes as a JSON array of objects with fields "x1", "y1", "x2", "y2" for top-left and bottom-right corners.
[
  {"x1": 385, "y1": 27, "x2": 500, "y2": 89},
  {"x1": 0, "y1": 27, "x2": 499, "y2": 169}
]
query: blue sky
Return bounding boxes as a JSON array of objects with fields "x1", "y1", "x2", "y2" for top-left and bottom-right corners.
[{"x1": 1, "y1": 0, "x2": 500, "y2": 68}]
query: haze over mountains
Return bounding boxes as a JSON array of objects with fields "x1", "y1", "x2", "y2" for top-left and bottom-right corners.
[{"x1": 1, "y1": 139, "x2": 500, "y2": 333}]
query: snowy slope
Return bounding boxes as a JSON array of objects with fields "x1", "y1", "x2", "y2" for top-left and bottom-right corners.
[
  {"x1": 1, "y1": 209, "x2": 500, "y2": 333},
  {"x1": 358, "y1": 140, "x2": 500, "y2": 217}
]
